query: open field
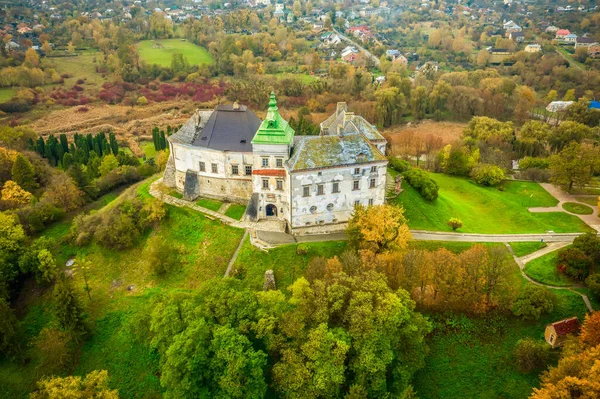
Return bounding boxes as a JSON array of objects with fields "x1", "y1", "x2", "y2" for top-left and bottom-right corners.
[
  {"x1": 383, "y1": 120, "x2": 466, "y2": 156},
  {"x1": 137, "y1": 39, "x2": 213, "y2": 67},
  {"x1": 524, "y1": 250, "x2": 573, "y2": 287},
  {"x1": 562, "y1": 202, "x2": 594, "y2": 215},
  {"x1": 0, "y1": 87, "x2": 15, "y2": 102},
  {"x1": 46, "y1": 51, "x2": 106, "y2": 88},
  {"x1": 140, "y1": 141, "x2": 156, "y2": 159},
  {"x1": 395, "y1": 173, "x2": 592, "y2": 234}
]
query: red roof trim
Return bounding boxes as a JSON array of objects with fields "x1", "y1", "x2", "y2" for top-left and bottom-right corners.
[
  {"x1": 252, "y1": 169, "x2": 286, "y2": 177},
  {"x1": 551, "y1": 317, "x2": 580, "y2": 335}
]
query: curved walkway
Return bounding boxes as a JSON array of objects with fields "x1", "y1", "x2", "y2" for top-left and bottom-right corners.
[{"x1": 504, "y1": 243, "x2": 594, "y2": 312}]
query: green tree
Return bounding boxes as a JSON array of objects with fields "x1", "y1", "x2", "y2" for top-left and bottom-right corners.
[
  {"x1": 37, "y1": 249, "x2": 57, "y2": 284},
  {"x1": 53, "y1": 277, "x2": 88, "y2": 342},
  {"x1": 0, "y1": 212, "x2": 26, "y2": 297},
  {"x1": 470, "y1": 163, "x2": 505, "y2": 186},
  {"x1": 550, "y1": 142, "x2": 598, "y2": 193},
  {"x1": 11, "y1": 154, "x2": 37, "y2": 191},
  {"x1": 512, "y1": 285, "x2": 556, "y2": 320},
  {"x1": 447, "y1": 218, "x2": 463, "y2": 231},
  {"x1": 99, "y1": 155, "x2": 119, "y2": 177},
  {"x1": 0, "y1": 297, "x2": 22, "y2": 360},
  {"x1": 411, "y1": 86, "x2": 428, "y2": 121},
  {"x1": 170, "y1": 53, "x2": 189, "y2": 75},
  {"x1": 514, "y1": 338, "x2": 551, "y2": 373},
  {"x1": 375, "y1": 87, "x2": 406, "y2": 128}
]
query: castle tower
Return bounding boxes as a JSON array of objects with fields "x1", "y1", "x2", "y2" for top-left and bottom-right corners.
[{"x1": 250, "y1": 92, "x2": 295, "y2": 224}]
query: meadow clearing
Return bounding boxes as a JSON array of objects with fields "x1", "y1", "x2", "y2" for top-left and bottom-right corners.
[{"x1": 137, "y1": 39, "x2": 214, "y2": 67}]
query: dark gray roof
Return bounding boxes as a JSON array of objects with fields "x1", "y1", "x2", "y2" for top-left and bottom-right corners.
[{"x1": 191, "y1": 104, "x2": 261, "y2": 152}]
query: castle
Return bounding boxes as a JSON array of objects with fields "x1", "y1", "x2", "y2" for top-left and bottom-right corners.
[{"x1": 162, "y1": 93, "x2": 388, "y2": 233}]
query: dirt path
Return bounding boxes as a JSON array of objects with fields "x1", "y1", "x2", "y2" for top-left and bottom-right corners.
[{"x1": 224, "y1": 230, "x2": 248, "y2": 277}]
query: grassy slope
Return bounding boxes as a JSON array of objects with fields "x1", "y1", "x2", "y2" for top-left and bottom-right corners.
[
  {"x1": 137, "y1": 39, "x2": 213, "y2": 67},
  {"x1": 524, "y1": 250, "x2": 573, "y2": 287},
  {"x1": 225, "y1": 204, "x2": 246, "y2": 220},
  {"x1": 46, "y1": 51, "x2": 106, "y2": 88},
  {"x1": 196, "y1": 198, "x2": 223, "y2": 212},
  {"x1": 395, "y1": 174, "x2": 591, "y2": 234},
  {"x1": 140, "y1": 141, "x2": 156, "y2": 159},
  {"x1": 510, "y1": 242, "x2": 547, "y2": 257},
  {"x1": 0, "y1": 179, "x2": 244, "y2": 398},
  {"x1": 0, "y1": 87, "x2": 14, "y2": 102}
]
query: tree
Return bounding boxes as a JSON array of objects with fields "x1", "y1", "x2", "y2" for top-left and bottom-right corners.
[
  {"x1": 37, "y1": 249, "x2": 58, "y2": 284},
  {"x1": 514, "y1": 338, "x2": 551, "y2": 373},
  {"x1": 42, "y1": 173, "x2": 84, "y2": 211},
  {"x1": 1, "y1": 180, "x2": 32, "y2": 208},
  {"x1": 33, "y1": 327, "x2": 72, "y2": 375},
  {"x1": 550, "y1": 143, "x2": 598, "y2": 193},
  {"x1": 25, "y1": 48, "x2": 40, "y2": 68},
  {"x1": 447, "y1": 218, "x2": 463, "y2": 231},
  {"x1": 512, "y1": 285, "x2": 556, "y2": 320},
  {"x1": 347, "y1": 204, "x2": 412, "y2": 253},
  {"x1": 99, "y1": 155, "x2": 119, "y2": 176},
  {"x1": 67, "y1": 41, "x2": 75, "y2": 54},
  {"x1": 0, "y1": 211, "x2": 26, "y2": 296},
  {"x1": 41, "y1": 41, "x2": 51, "y2": 55},
  {"x1": 0, "y1": 298, "x2": 22, "y2": 360},
  {"x1": 476, "y1": 49, "x2": 490, "y2": 66},
  {"x1": 546, "y1": 90, "x2": 558, "y2": 102},
  {"x1": 411, "y1": 86, "x2": 428, "y2": 120},
  {"x1": 53, "y1": 276, "x2": 88, "y2": 342},
  {"x1": 557, "y1": 247, "x2": 593, "y2": 280},
  {"x1": 428, "y1": 29, "x2": 441, "y2": 47},
  {"x1": 579, "y1": 311, "x2": 600, "y2": 348},
  {"x1": 470, "y1": 163, "x2": 505, "y2": 186},
  {"x1": 563, "y1": 88, "x2": 575, "y2": 101},
  {"x1": 11, "y1": 154, "x2": 37, "y2": 191},
  {"x1": 31, "y1": 370, "x2": 119, "y2": 399},
  {"x1": 586, "y1": 274, "x2": 600, "y2": 300},
  {"x1": 170, "y1": 53, "x2": 189, "y2": 75},
  {"x1": 375, "y1": 87, "x2": 406, "y2": 128}
]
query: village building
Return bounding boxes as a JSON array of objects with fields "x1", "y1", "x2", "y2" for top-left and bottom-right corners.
[
  {"x1": 163, "y1": 94, "x2": 387, "y2": 234},
  {"x1": 575, "y1": 37, "x2": 598, "y2": 49},
  {"x1": 524, "y1": 43, "x2": 542, "y2": 53},
  {"x1": 509, "y1": 31, "x2": 524, "y2": 42},
  {"x1": 555, "y1": 29, "x2": 570, "y2": 39},
  {"x1": 564, "y1": 33, "x2": 578, "y2": 43},
  {"x1": 545, "y1": 317, "x2": 579, "y2": 348},
  {"x1": 546, "y1": 101, "x2": 574, "y2": 113},
  {"x1": 588, "y1": 43, "x2": 600, "y2": 58}
]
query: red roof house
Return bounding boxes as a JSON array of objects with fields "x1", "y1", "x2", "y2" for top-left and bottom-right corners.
[
  {"x1": 555, "y1": 29, "x2": 570, "y2": 39},
  {"x1": 545, "y1": 317, "x2": 580, "y2": 348}
]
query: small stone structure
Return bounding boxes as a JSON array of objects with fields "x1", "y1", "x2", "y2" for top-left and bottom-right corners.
[{"x1": 263, "y1": 269, "x2": 276, "y2": 291}]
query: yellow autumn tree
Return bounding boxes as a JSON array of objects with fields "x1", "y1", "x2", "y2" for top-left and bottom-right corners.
[
  {"x1": 1, "y1": 180, "x2": 32, "y2": 207},
  {"x1": 347, "y1": 204, "x2": 412, "y2": 253},
  {"x1": 579, "y1": 311, "x2": 600, "y2": 348},
  {"x1": 31, "y1": 370, "x2": 119, "y2": 399},
  {"x1": 25, "y1": 48, "x2": 40, "y2": 68}
]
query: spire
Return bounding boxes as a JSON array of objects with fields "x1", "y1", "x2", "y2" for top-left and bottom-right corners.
[{"x1": 268, "y1": 91, "x2": 278, "y2": 111}]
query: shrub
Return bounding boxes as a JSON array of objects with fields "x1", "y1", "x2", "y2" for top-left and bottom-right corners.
[
  {"x1": 403, "y1": 168, "x2": 439, "y2": 200},
  {"x1": 447, "y1": 218, "x2": 463, "y2": 231},
  {"x1": 557, "y1": 247, "x2": 594, "y2": 280},
  {"x1": 388, "y1": 157, "x2": 411, "y2": 173},
  {"x1": 519, "y1": 157, "x2": 550, "y2": 170},
  {"x1": 520, "y1": 168, "x2": 551, "y2": 183},
  {"x1": 144, "y1": 235, "x2": 183, "y2": 276},
  {"x1": 585, "y1": 274, "x2": 600, "y2": 300},
  {"x1": 470, "y1": 163, "x2": 505, "y2": 186},
  {"x1": 512, "y1": 285, "x2": 556, "y2": 320},
  {"x1": 514, "y1": 338, "x2": 551, "y2": 373}
]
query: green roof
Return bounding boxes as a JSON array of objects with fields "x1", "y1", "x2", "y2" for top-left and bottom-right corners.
[{"x1": 251, "y1": 92, "x2": 295, "y2": 146}]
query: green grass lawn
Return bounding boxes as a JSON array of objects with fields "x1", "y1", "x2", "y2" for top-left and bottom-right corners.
[
  {"x1": 140, "y1": 141, "x2": 156, "y2": 159},
  {"x1": 225, "y1": 204, "x2": 246, "y2": 220},
  {"x1": 524, "y1": 250, "x2": 573, "y2": 287},
  {"x1": 137, "y1": 39, "x2": 213, "y2": 67},
  {"x1": 0, "y1": 87, "x2": 14, "y2": 102},
  {"x1": 562, "y1": 202, "x2": 594, "y2": 215},
  {"x1": 0, "y1": 178, "x2": 244, "y2": 398},
  {"x1": 510, "y1": 242, "x2": 548, "y2": 257},
  {"x1": 46, "y1": 51, "x2": 106, "y2": 88},
  {"x1": 196, "y1": 198, "x2": 223, "y2": 212},
  {"x1": 395, "y1": 173, "x2": 591, "y2": 234},
  {"x1": 408, "y1": 240, "x2": 502, "y2": 253},
  {"x1": 232, "y1": 238, "x2": 347, "y2": 290}
]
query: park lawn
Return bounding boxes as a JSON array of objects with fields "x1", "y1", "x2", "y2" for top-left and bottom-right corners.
[
  {"x1": 225, "y1": 204, "x2": 247, "y2": 220},
  {"x1": 395, "y1": 173, "x2": 591, "y2": 234},
  {"x1": 196, "y1": 198, "x2": 223, "y2": 212},
  {"x1": 412, "y1": 285, "x2": 590, "y2": 399},
  {"x1": 0, "y1": 178, "x2": 243, "y2": 398},
  {"x1": 524, "y1": 250, "x2": 573, "y2": 287},
  {"x1": 562, "y1": 202, "x2": 593, "y2": 215},
  {"x1": 510, "y1": 242, "x2": 548, "y2": 257},
  {"x1": 232, "y1": 237, "x2": 347, "y2": 290},
  {"x1": 137, "y1": 39, "x2": 213, "y2": 67}
]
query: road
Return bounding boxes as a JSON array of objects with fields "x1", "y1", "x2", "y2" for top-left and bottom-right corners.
[{"x1": 333, "y1": 29, "x2": 380, "y2": 67}]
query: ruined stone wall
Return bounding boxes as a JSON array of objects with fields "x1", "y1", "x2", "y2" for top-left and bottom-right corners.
[{"x1": 290, "y1": 161, "x2": 387, "y2": 229}]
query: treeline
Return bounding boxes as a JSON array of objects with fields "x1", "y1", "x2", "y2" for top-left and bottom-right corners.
[{"x1": 31, "y1": 131, "x2": 120, "y2": 167}]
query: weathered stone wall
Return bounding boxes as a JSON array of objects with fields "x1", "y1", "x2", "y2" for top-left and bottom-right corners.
[
  {"x1": 290, "y1": 161, "x2": 387, "y2": 229},
  {"x1": 175, "y1": 170, "x2": 252, "y2": 203}
]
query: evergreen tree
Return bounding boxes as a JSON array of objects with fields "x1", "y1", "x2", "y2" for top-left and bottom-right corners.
[
  {"x1": 62, "y1": 153, "x2": 74, "y2": 169},
  {"x1": 35, "y1": 137, "x2": 45, "y2": 158},
  {"x1": 102, "y1": 141, "x2": 111, "y2": 157},
  {"x1": 159, "y1": 131, "x2": 167, "y2": 150},
  {"x1": 87, "y1": 151, "x2": 100, "y2": 179},
  {"x1": 59, "y1": 134, "x2": 69, "y2": 155},
  {"x1": 109, "y1": 132, "x2": 118, "y2": 156},
  {"x1": 45, "y1": 135, "x2": 60, "y2": 166},
  {"x1": 85, "y1": 134, "x2": 93, "y2": 155},
  {"x1": 53, "y1": 277, "x2": 88, "y2": 342},
  {"x1": 0, "y1": 298, "x2": 23, "y2": 360},
  {"x1": 152, "y1": 127, "x2": 160, "y2": 151},
  {"x1": 68, "y1": 164, "x2": 90, "y2": 193},
  {"x1": 11, "y1": 154, "x2": 37, "y2": 191}
]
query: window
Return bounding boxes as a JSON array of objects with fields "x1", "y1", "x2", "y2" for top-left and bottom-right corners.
[
  {"x1": 326, "y1": 203, "x2": 334, "y2": 211},
  {"x1": 276, "y1": 158, "x2": 283, "y2": 168},
  {"x1": 368, "y1": 199, "x2": 374, "y2": 206},
  {"x1": 303, "y1": 186, "x2": 310, "y2": 197},
  {"x1": 199, "y1": 161, "x2": 205, "y2": 172},
  {"x1": 332, "y1": 182, "x2": 340, "y2": 193},
  {"x1": 276, "y1": 180, "x2": 283, "y2": 190},
  {"x1": 211, "y1": 163, "x2": 218, "y2": 173},
  {"x1": 354, "y1": 200, "x2": 360, "y2": 207},
  {"x1": 232, "y1": 165, "x2": 239, "y2": 175},
  {"x1": 550, "y1": 335, "x2": 555, "y2": 344},
  {"x1": 317, "y1": 184, "x2": 324, "y2": 195},
  {"x1": 245, "y1": 165, "x2": 252, "y2": 176},
  {"x1": 371, "y1": 166, "x2": 377, "y2": 173},
  {"x1": 262, "y1": 179, "x2": 269, "y2": 189},
  {"x1": 262, "y1": 158, "x2": 269, "y2": 168},
  {"x1": 370, "y1": 178, "x2": 376, "y2": 188},
  {"x1": 310, "y1": 206, "x2": 317, "y2": 214},
  {"x1": 353, "y1": 180, "x2": 360, "y2": 190},
  {"x1": 354, "y1": 167, "x2": 360, "y2": 175}
]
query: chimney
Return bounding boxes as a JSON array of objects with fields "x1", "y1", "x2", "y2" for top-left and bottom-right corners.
[
  {"x1": 232, "y1": 101, "x2": 240, "y2": 110},
  {"x1": 194, "y1": 110, "x2": 200, "y2": 127},
  {"x1": 336, "y1": 102, "x2": 347, "y2": 115}
]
